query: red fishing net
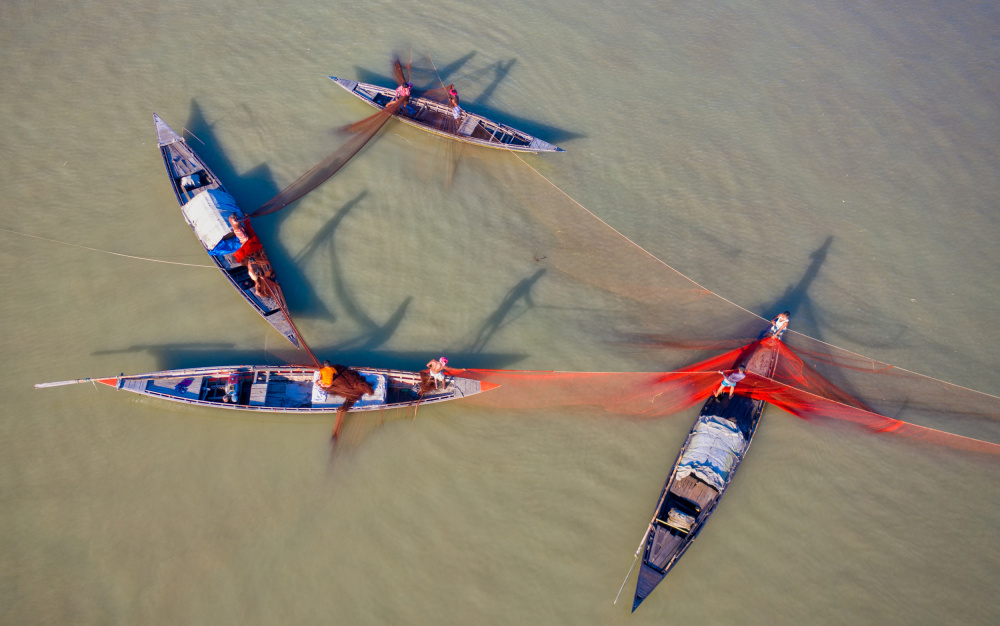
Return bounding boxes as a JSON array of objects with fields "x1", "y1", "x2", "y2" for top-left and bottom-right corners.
[
  {"x1": 453, "y1": 334, "x2": 1000, "y2": 454},
  {"x1": 455, "y1": 154, "x2": 1000, "y2": 453}
]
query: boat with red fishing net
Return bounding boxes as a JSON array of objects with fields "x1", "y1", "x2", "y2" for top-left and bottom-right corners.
[
  {"x1": 329, "y1": 76, "x2": 564, "y2": 153},
  {"x1": 629, "y1": 325, "x2": 785, "y2": 612},
  {"x1": 35, "y1": 364, "x2": 497, "y2": 413},
  {"x1": 153, "y1": 114, "x2": 313, "y2": 357}
]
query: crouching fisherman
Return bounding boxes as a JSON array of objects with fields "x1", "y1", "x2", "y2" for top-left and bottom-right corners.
[
  {"x1": 417, "y1": 357, "x2": 449, "y2": 396},
  {"x1": 713, "y1": 364, "x2": 747, "y2": 399},
  {"x1": 228, "y1": 214, "x2": 275, "y2": 299}
]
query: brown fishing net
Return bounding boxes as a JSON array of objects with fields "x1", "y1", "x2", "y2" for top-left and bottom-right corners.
[
  {"x1": 321, "y1": 365, "x2": 375, "y2": 409},
  {"x1": 252, "y1": 100, "x2": 402, "y2": 218}
]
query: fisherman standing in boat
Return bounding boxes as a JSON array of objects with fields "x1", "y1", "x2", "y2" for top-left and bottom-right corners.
[
  {"x1": 713, "y1": 364, "x2": 747, "y2": 399},
  {"x1": 768, "y1": 311, "x2": 791, "y2": 338},
  {"x1": 447, "y1": 84, "x2": 461, "y2": 120},
  {"x1": 393, "y1": 82, "x2": 412, "y2": 112}
]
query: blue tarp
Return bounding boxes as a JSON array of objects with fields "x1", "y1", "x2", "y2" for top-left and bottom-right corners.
[{"x1": 208, "y1": 236, "x2": 242, "y2": 256}]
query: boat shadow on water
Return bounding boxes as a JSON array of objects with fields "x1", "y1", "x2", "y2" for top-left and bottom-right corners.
[
  {"x1": 146, "y1": 101, "x2": 556, "y2": 373},
  {"x1": 352, "y1": 53, "x2": 586, "y2": 146},
  {"x1": 89, "y1": 342, "x2": 527, "y2": 375},
  {"x1": 180, "y1": 99, "x2": 332, "y2": 323}
]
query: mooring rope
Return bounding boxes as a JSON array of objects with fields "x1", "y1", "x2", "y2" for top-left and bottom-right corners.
[{"x1": 0, "y1": 227, "x2": 215, "y2": 268}]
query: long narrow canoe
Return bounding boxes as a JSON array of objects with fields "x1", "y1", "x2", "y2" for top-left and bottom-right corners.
[
  {"x1": 329, "y1": 76, "x2": 564, "y2": 153},
  {"x1": 36, "y1": 364, "x2": 498, "y2": 413},
  {"x1": 630, "y1": 327, "x2": 785, "y2": 612},
  {"x1": 153, "y1": 113, "x2": 305, "y2": 350}
]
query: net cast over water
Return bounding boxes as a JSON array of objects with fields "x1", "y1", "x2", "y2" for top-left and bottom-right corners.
[{"x1": 461, "y1": 154, "x2": 1000, "y2": 451}]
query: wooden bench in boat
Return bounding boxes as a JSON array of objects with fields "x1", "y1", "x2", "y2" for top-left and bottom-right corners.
[
  {"x1": 669, "y1": 474, "x2": 719, "y2": 513},
  {"x1": 646, "y1": 526, "x2": 685, "y2": 571}
]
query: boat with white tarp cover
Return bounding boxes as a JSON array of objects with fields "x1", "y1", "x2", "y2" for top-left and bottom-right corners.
[{"x1": 628, "y1": 324, "x2": 785, "y2": 612}]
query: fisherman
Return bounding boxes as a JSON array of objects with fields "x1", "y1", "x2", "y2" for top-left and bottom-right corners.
[
  {"x1": 768, "y1": 311, "x2": 791, "y2": 338},
  {"x1": 393, "y1": 82, "x2": 412, "y2": 111},
  {"x1": 318, "y1": 360, "x2": 337, "y2": 391},
  {"x1": 417, "y1": 357, "x2": 449, "y2": 395},
  {"x1": 315, "y1": 360, "x2": 374, "y2": 442},
  {"x1": 713, "y1": 364, "x2": 747, "y2": 399},
  {"x1": 447, "y1": 84, "x2": 461, "y2": 120},
  {"x1": 427, "y1": 356, "x2": 448, "y2": 388},
  {"x1": 229, "y1": 213, "x2": 250, "y2": 244},
  {"x1": 228, "y1": 213, "x2": 273, "y2": 298}
]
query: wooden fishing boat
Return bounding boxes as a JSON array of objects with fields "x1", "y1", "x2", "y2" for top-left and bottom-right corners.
[
  {"x1": 629, "y1": 328, "x2": 785, "y2": 612},
  {"x1": 153, "y1": 113, "x2": 307, "y2": 352},
  {"x1": 329, "y1": 76, "x2": 564, "y2": 153},
  {"x1": 36, "y1": 364, "x2": 498, "y2": 413}
]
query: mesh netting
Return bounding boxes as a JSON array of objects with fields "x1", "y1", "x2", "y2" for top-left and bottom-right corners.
[
  {"x1": 447, "y1": 157, "x2": 1000, "y2": 452},
  {"x1": 252, "y1": 101, "x2": 402, "y2": 218},
  {"x1": 452, "y1": 334, "x2": 1000, "y2": 454}
]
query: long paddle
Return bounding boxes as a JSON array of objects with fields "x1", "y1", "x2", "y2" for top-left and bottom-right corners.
[{"x1": 35, "y1": 377, "x2": 115, "y2": 389}]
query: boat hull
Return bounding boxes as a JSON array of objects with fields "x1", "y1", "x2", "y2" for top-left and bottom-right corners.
[
  {"x1": 632, "y1": 336, "x2": 783, "y2": 611},
  {"x1": 329, "y1": 77, "x2": 563, "y2": 153},
  {"x1": 95, "y1": 364, "x2": 495, "y2": 413}
]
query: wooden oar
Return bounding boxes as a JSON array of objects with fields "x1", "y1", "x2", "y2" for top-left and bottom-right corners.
[{"x1": 35, "y1": 376, "x2": 116, "y2": 389}]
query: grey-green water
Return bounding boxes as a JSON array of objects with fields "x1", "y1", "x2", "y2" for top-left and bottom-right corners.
[{"x1": 2, "y1": 0, "x2": 999, "y2": 623}]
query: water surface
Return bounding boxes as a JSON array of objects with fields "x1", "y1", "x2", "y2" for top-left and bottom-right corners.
[{"x1": 2, "y1": 0, "x2": 999, "y2": 623}]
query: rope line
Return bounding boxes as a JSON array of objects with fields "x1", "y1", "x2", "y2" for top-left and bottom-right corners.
[
  {"x1": 505, "y1": 153, "x2": 1000, "y2": 403},
  {"x1": 0, "y1": 227, "x2": 215, "y2": 268}
]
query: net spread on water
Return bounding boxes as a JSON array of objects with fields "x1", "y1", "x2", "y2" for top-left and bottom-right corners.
[
  {"x1": 451, "y1": 336, "x2": 1000, "y2": 455},
  {"x1": 439, "y1": 154, "x2": 1000, "y2": 453},
  {"x1": 251, "y1": 100, "x2": 402, "y2": 218},
  {"x1": 237, "y1": 54, "x2": 999, "y2": 454}
]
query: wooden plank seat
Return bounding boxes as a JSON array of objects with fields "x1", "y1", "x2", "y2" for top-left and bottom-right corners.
[
  {"x1": 669, "y1": 474, "x2": 719, "y2": 512},
  {"x1": 647, "y1": 526, "x2": 685, "y2": 570}
]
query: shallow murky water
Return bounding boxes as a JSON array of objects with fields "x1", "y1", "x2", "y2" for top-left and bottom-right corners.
[{"x1": 2, "y1": 0, "x2": 998, "y2": 623}]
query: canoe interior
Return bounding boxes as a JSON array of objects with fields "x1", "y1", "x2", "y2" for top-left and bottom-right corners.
[
  {"x1": 154, "y1": 116, "x2": 299, "y2": 347},
  {"x1": 633, "y1": 338, "x2": 782, "y2": 611},
  {"x1": 331, "y1": 77, "x2": 561, "y2": 153},
  {"x1": 116, "y1": 366, "x2": 482, "y2": 413}
]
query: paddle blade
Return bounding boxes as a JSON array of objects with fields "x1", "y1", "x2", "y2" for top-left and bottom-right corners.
[{"x1": 35, "y1": 377, "x2": 117, "y2": 389}]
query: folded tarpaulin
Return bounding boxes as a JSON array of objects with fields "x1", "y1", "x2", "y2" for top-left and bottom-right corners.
[
  {"x1": 675, "y1": 414, "x2": 746, "y2": 490},
  {"x1": 180, "y1": 188, "x2": 243, "y2": 253}
]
